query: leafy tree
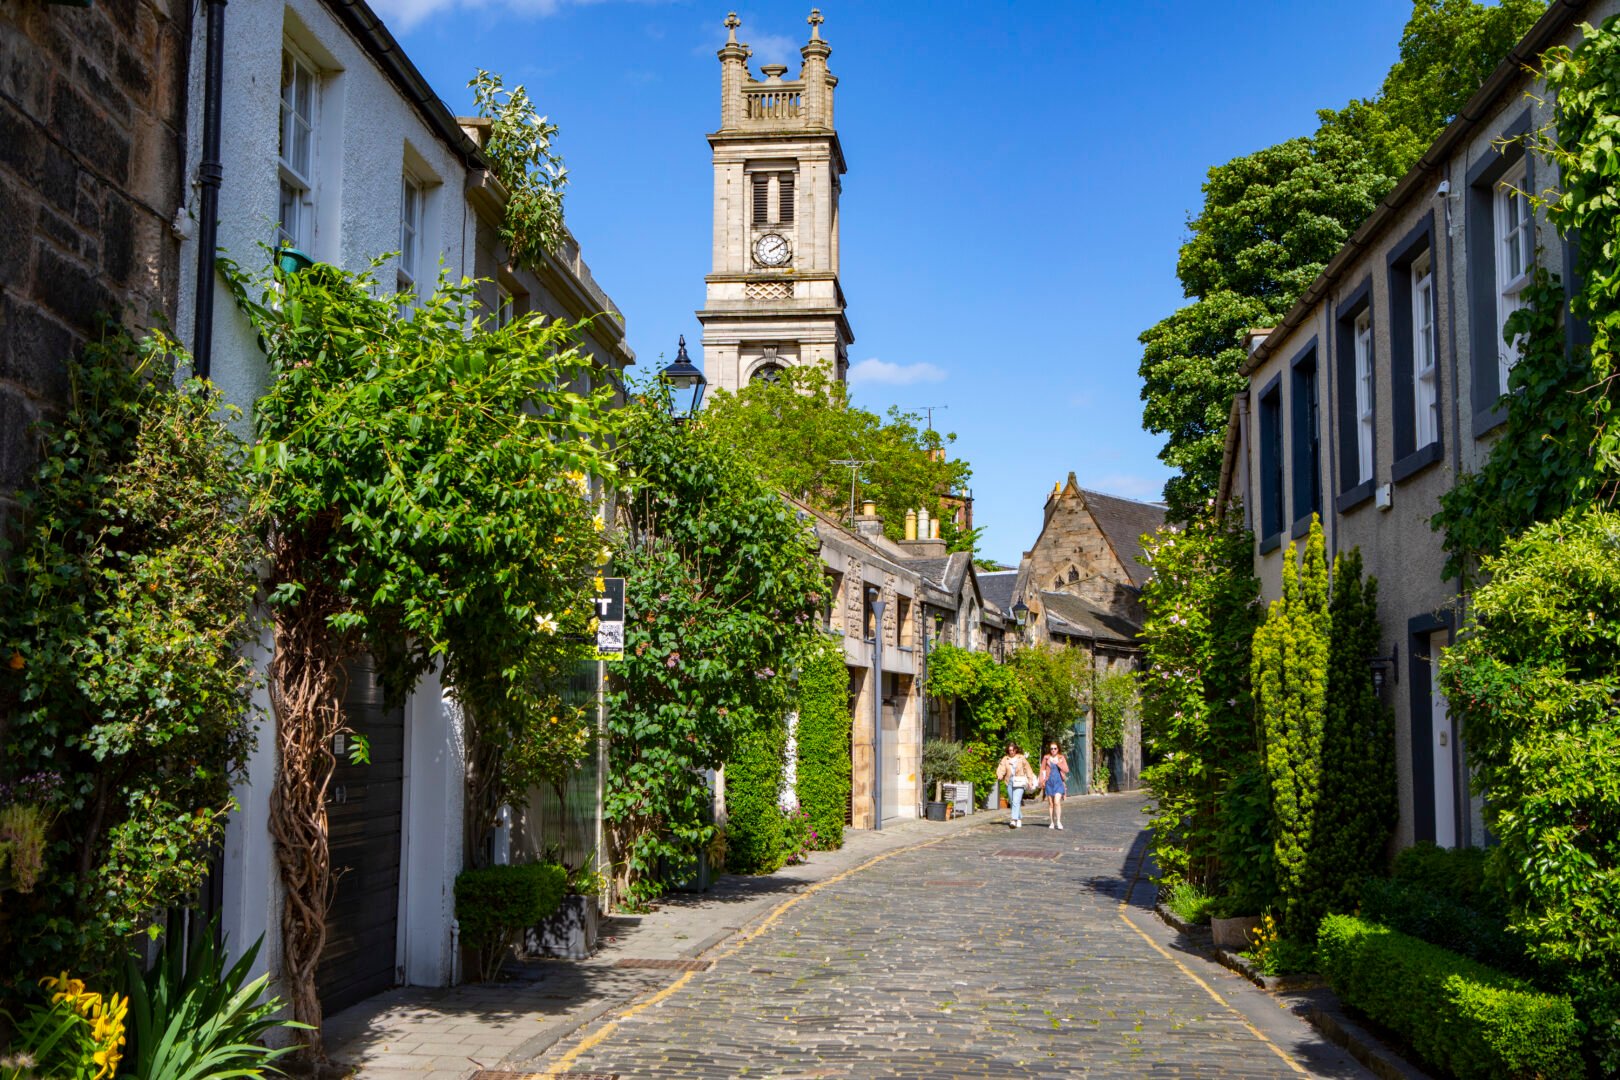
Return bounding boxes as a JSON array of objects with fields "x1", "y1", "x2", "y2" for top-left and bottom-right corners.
[
  {"x1": 604, "y1": 393, "x2": 825, "y2": 905},
  {"x1": 1142, "y1": 136, "x2": 1392, "y2": 520},
  {"x1": 1138, "y1": 509, "x2": 1265, "y2": 902},
  {"x1": 1140, "y1": 1, "x2": 1547, "y2": 520},
  {"x1": 1441, "y1": 509, "x2": 1620, "y2": 1072},
  {"x1": 700, "y1": 365, "x2": 972, "y2": 546},
  {"x1": 1006, "y1": 643, "x2": 1088, "y2": 746},
  {"x1": 228, "y1": 257, "x2": 614, "y2": 1052},
  {"x1": 924, "y1": 643, "x2": 1030, "y2": 749},
  {"x1": 1251, "y1": 517, "x2": 1330, "y2": 938},
  {"x1": 0, "y1": 335, "x2": 261, "y2": 987}
]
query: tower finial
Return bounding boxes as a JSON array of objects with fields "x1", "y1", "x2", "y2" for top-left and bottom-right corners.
[
  {"x1": 725, "y1": 11, "x2": 740, "y2": 43},
  {"x1": 807, "y1": 8, "x2": 823, "y2": 39}
]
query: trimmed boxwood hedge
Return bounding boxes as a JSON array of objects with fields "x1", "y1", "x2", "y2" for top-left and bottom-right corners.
[
  {"x1": 793, "y1": 636, "x2": 850, "y2": 851},
  {"x1": 1359, "y1": 877, "x2": 1532, "y2": 979},
  {"x1": 455, "y1": 861, "x2": 567, "y2": 980},
  {"x1": 1316, "y1": 914, "x2": 1581, "y2": 1080}
]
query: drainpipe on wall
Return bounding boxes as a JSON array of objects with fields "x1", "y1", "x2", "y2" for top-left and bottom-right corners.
[
  {"x1": 191, "y1": 0, "x2": 227, "y2": 381},
  {"x1": 1441, "y1": 160, "x2": 1473, "y2": 848},
  {"x1": 871, "y1": 599, "x2": 886, "y2": 831}
]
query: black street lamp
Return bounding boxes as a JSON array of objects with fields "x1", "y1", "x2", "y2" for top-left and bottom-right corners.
[
  {"x1": 660, "y1": 335, "x2": 707, "y2": 421},
  {"x1": 1012, "y1": 599, "x2": 1029, "y2": 628}
]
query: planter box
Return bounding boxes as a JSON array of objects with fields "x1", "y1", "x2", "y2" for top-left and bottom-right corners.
[
  {"x1": 525, "y1": 894, "x2": 600, "y2": 960},
  {"x1": 924, "y1": 801, "x2": 947, "y2": 821},
  {"x1": 1211, "y1": 914, "x2": 1261, "y2": 950}
]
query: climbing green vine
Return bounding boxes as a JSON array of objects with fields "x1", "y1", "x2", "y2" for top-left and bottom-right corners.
[{"x1": 0, "y1": 333, "x2": 260, "y2": 986}]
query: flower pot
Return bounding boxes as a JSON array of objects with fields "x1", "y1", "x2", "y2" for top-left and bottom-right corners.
[
  {"x1": 525, "y1": 893, "x2": 600, "y2": 960},
  {"x1": 924, "y1": 801, "x2": 947, "y2": 821},
  {"x1": 1211, "y1": 914, "x2": 1262, "y2": 950}
]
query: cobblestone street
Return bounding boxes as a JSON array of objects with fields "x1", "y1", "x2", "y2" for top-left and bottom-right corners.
[{"x1": 518, "y1": 795, "x2": 1374, "y2": 1079}]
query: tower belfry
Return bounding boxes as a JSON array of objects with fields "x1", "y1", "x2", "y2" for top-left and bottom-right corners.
[{"x1": 698, "y1": 9, "x2": 853, "y2": 392}]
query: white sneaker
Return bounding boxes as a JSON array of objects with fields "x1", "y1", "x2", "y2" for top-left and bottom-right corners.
[
  {"x1": 1048, "y1": 822, "x2": 1055, "y2": 829},
  {"x1": 1057, "y1": 823, "x2": 1064, "y2": 830}
]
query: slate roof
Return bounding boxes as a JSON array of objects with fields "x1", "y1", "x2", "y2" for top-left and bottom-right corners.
[
  {"x1": 1079, "y1": 489, "x2": 1167, "y2": 590},
  {"x1": 1038, "y1": 590, "x2": 1142, "y2": 645},
  {"x1": 977, "y1": 571, "x2": 1017, "y2": 613}
]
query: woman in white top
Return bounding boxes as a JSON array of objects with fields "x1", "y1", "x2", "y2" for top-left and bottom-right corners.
[{"x1": 995, "y1": 742, "x2": 1037, "y2": 828}]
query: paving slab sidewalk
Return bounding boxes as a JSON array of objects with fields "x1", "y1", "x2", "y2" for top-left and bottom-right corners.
[{"x1": 324, "y1": 806, "x2": 1004, "y2": 1079}]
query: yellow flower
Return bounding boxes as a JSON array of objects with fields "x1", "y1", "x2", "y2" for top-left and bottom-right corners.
[
  {"x1": 593, "y1": 575, "x2": 605, "y2": 593},
  {"x1": 592, "y1": 513, "x2": 605, "y2": 533}
]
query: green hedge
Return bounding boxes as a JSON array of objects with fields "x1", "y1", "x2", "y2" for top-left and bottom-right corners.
[
  {"x1": 1316, "y1": 915, "x2": 1581, "y2": 1080},
  {"x1": 1360, "y1": 877, "x2": 1531, "y2": 979},
  {"x1": 725, "y1": 711, "x2": 788, "y2": 874},
  {"x1": 454, "y1": 862, "x2": 567, "y2": 980},
  {"x1": 794, "y1": 637, "x2": 850, "y2": 851}
]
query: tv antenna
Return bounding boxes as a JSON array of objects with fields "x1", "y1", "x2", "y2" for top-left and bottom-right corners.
[
  {"x1": 830, "y1": 458, "x2": 872, "y2": 525},
  {"x1": 914, "y1": 405, "x2": 948, "y2": 431}
]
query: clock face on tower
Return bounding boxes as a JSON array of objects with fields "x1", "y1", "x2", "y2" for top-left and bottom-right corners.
[{"x1": 753, "y1": 232, "x2": 791, "y2": 267}]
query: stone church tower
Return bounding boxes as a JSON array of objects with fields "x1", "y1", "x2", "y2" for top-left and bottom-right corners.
[{"x1": 698, "y1": 10, "x2": 853, "y2": 392}]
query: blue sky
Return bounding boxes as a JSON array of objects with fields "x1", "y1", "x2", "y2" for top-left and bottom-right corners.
[{"x1": 384, "y1": 0, "x2": 1423, "y2": 566}]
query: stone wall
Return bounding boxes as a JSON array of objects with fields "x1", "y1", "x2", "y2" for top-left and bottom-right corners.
[
  {"x1": 1025, "y1": 487, "x2": 1139, "y2": 623},
  {"x1": 0, "y1": 0, "x2": 190, "y2": 534}
]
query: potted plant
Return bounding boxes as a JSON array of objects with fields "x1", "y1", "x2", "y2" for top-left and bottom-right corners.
[
  {"x1": 922, "y1": 739, "x2": 962, "y2": 821},
  {"x1": 527, "y1": 854, "x2": 606, "y2": 960}
]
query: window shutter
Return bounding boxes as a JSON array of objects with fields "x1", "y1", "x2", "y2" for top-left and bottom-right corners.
[
  {"x1": 753, "y1": 175, "x2": 769, "y2": 225},
  {"x1": 779, "y1": 173, "x2": 795, "y2": 224}
]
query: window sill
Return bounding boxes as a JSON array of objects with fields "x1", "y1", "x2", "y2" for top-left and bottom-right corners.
[
  {"x1": 1336, "y1": 480, "x2": 1376, "y2": 515},
  {"x1": 1259, "y1": 531, "x2": 1283, "y2": 555},
  {"x1": 1291, "y1": 514, "x2": 1317, "y2": 540},
  {"x1": 1473, "y1": 401, "x2": 1508, "y2": 439},
  {"x1": 1392, "y1": 441, "x2": 1443, "y2": 484}
]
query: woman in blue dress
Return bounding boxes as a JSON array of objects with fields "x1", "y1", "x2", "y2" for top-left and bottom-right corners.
[{"x1": 1038, "y1": 742, "x2": 1070, "y2": 829}]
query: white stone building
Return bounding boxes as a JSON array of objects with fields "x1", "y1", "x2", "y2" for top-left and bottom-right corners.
[
  {"x1": 697, "y1": 11, "x2": 852, "y2": 391},
  {"x1": 174, "y1": 0, "x2": 631, "y2": 1017}
]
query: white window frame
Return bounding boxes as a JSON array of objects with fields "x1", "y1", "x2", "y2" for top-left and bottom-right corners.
[
  {"x1": 1353, "y1": 310, "x2": 1374, "y2": 485},
  {"x1": 494, "y1": 284, "x2": 514, "y2": 329},
  {"x1": 1494, "y1": 159, "x2": 1533, "y2": 390},
  {"x1": 278, "y1": 47, "x2": 318, "y2": 252},
  {"x1": 398, "y1": 173, "x2": 425, "y2": 298},
  {"x1": 1413, "y1": 251, "x2": 1439, "y2": 449}
]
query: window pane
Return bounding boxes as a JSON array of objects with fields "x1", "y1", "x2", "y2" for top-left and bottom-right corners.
[{"x1": 278, "y1": 180, "x2": 301, "y2": 248}]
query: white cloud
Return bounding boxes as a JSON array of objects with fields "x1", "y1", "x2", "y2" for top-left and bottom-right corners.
[
  {"x1": 373, "y1": 0, "x2": 665, "y2": 34},
  {"x1": 847, "y1": 358, "x2": 948, "y2": 386},
  {"x1": 746, "y1": 32, "x2": 799, "y2": 66},
  {"x1": 1089, "y1": 473, "x2": 1168, "y2": 503}
]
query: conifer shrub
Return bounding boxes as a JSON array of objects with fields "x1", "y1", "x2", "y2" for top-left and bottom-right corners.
[
  {"x1": 1251, "y1": 518, "x2": 1330, "y2": 938},
  {"x1": 792, "y1": 637, "x2": 850, "y2": 851}
]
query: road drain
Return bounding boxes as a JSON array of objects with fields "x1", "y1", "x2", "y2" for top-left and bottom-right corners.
[
  {"x1": 923, "y1": 880, "x2": 986, "y2": 887},
  {"x1": 468, "y1": 1073, "x2": 619, "y2": 1080},
  {"x1": 992, "y1": 849, "x2": 1062, "y2": 859},
  {"x1": 613, "y1": 958, "x2": 713, "y2": 971}
]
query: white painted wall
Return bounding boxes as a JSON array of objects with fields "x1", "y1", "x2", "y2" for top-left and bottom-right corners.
[{"x1": 179, "y1": 0, "x2": 477, "y2": 994}]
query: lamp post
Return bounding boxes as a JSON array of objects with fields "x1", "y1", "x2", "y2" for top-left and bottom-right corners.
[
  {"x1": 660, "y1": 335, "x2": 707, "y2": 421},
  {"x1": 871, "y1": 598, "x2": 886, "y2": 831}
]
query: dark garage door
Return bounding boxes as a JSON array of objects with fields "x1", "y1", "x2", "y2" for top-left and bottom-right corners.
[{"x1": 317, "y1": 657, "x2": 405, "y2": 1016}]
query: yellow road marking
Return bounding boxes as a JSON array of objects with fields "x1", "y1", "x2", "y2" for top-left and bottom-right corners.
[
  {"x1": 540, "y1": 830, "x2": 957, "y2": 1076},
  {"x1": 1116, "y1": 854, "x2": 1307, "y2": 1076}
]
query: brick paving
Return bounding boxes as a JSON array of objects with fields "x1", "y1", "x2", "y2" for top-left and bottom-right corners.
[{"x1": 330, "y1": 795, "x2": 1375, "y2": 1078}]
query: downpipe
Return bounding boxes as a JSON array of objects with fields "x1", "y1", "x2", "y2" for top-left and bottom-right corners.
[{"x1": 191, "y1": 0, "x2": 226, "y2": 380}]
